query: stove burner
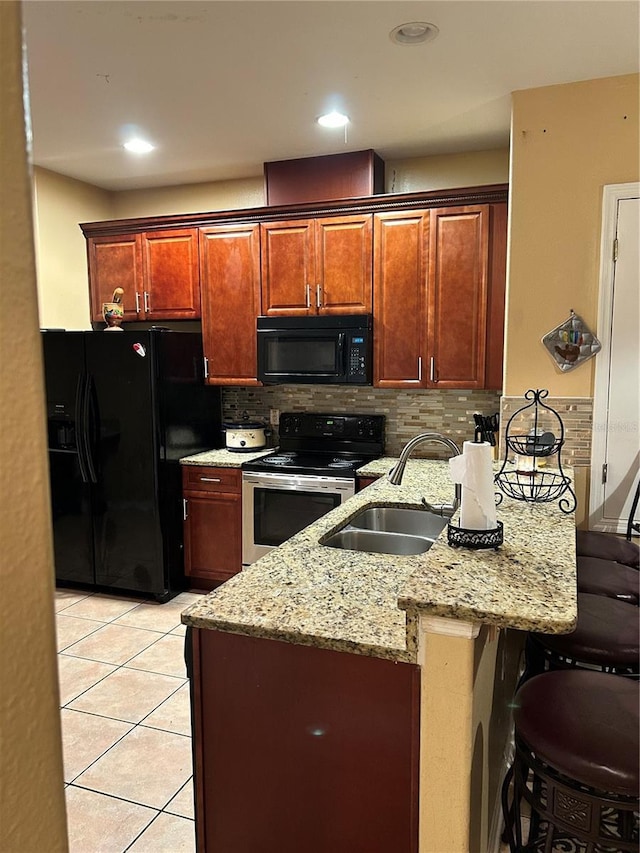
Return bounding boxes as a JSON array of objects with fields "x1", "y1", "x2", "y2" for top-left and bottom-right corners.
[
  {"x1": 263, "y1": 454, "x2": 295, "y2": 466},
  {"x1": 328, "y1": 459, "x2": 356, "y2": 469}
]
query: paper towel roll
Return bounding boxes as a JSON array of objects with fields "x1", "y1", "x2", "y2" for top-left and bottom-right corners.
[{"x1": 449, "y1": 441, "x2": 498, "y2": 530}]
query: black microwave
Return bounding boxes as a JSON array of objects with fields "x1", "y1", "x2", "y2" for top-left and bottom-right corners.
[{"x1": 257, "y1": 314, "x2": 372, "y2": 385}]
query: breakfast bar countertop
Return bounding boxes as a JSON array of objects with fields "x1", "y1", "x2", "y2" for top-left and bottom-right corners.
[{"x1": 181, "y1": 458, "x2": 577, "y2": 663}]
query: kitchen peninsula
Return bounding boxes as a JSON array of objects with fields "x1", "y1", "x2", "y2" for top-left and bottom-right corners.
[{"x1": 182, "y1": 458, "x2": 577, "y2": 853}]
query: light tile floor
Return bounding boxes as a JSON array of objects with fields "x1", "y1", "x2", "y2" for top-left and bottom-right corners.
[{"x1": 56, "y1": 587, "x2": 203, "y2": 853}]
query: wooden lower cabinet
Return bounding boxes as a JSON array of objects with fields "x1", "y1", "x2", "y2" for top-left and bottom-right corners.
[
  {"x1": 182, "y1": 467, "x2": 242, "y2": 584},
  {"x1": 189, "y1": 628, "x2": 420, "y2": 853},
  {"x1": 356, "y1": 474, "x2": 381, "y2": 491}
]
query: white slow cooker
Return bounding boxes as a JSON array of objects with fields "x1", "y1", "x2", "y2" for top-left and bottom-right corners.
[{"x1": 223, "y1": 416, "x2": 268, "y2": 452}]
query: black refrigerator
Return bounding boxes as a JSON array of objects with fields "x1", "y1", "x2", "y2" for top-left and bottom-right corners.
[{"x1": 42, "y1": 328, "x2": 222, "y2": 601}]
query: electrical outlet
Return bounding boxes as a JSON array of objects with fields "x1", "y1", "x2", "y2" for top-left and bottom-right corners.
[{"x1": 269, "y1": 408, "x2": 280, "y2": 426}]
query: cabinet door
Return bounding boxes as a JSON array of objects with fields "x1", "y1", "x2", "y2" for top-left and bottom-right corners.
[
  {"x1": 373, "y1": 212, "x2": 428, "y2": 388},
  {"x1": 87, "y1": 234, "x2": 142, "y2": 322},
  {"x1": 261, "y1": 220, "x2": 315, "y2": 315},
  {"x1": 485, "y1": 202, "x2": 508, "y2": 390},
  {"x1": 141, "y1": 229, "x2": 201, "y2": 319},
  {"x1": 183, "y1": 491, "x2": 242, "y2": 582},
  {"x1": 200, "y1": 224, "x2": 261, "y2": 385},
  {"x1": 427, "y1": 206, "x2": 489, "y2": 388},
  {"x1": 315, "y1": 214, "x2": 373, "y2": 314}
]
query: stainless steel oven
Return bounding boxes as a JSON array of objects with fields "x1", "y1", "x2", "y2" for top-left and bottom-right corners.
[
  {"x1": 242, "y1": 471, "x2": 354, "y2": 565},
  {"x1": 241, "y1": 412, "x2": 385, "y2": 566}
]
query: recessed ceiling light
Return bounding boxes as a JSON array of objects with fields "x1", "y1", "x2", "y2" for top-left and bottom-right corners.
[
  {"x1": 389, "y1": 21, "x2": 439, "y2": 46},
  {"x1": 317, "y1": 111, "x2": 350, "y2": 129},
  {"x1": 123, "y1": 138, "x2": 155, "y2": 154}
]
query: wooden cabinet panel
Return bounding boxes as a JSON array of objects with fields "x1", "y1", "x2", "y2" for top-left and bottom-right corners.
[
  {"x1": 427, "y1": 206, "x2": 488, "y2": 388},
  {"x1": 88, "y1": 235, "x2": 142, "y2": 322},
  {"x1": 485, "y1": 203, "x2": 508, "y2": 390},
  {"x1": 183, "y1": 465, "x2": 241, "y2": 494},
  {"x1": 183, "y1": 492, "x2": 241, "y2": 582},
  {"x1": 200, "y1": 224, "x2": 261, "y2": 385},
  {"x1": 261, "y1": 220, "x2": 314, "y2": 315},
  {"x1": 356, "y1": 475, "x2": 380, "y2": 491},
  {"x1": 142, "y1": 229, "x2": 200, "y2": 319},
  {"x1": 374, "y1": 212, "x2": 428, "y2": 388},
  {"x1": 192, "y1": 629, "x2": 420, "y2": 853},
  {"x1": 182, "y1": 467, "x2": 242, "y2": 582},
  {"x1": 315, "y1": 215, "x2": 372, "y2": 313}
]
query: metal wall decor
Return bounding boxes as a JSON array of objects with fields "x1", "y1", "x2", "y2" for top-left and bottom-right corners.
[
  {"x1": 495, "y1": 389, "x2": 577, "y2": 513},
  {"x1": 541, "y1": 309, "x2": 601, "y2": 372}
]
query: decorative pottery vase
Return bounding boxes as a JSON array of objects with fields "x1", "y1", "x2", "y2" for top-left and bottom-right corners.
[{"x1": 102, "y1": 301, "x2": 124, "y2": 331}]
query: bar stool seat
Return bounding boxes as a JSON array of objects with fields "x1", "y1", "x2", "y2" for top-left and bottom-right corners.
[
  {"x1": 576, "y1": 529, "x2": 639, "y2": 568},
  {"x1": 577, "y1": 555, "x2": 640, "y2": 604},
  {"x1": 525, "y1": 593, "x2": 640, "y2": 679},
  {"x1": 502, "y1": 670, "x2": 639, "y2": 852}
]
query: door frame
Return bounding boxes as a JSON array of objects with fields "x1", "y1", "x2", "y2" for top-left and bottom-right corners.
[{"x1": 589, "y1": 182, "x2": 640, "y2": 532}]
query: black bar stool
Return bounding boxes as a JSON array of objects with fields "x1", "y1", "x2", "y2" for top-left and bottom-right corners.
[
  {"x1": 502, "y1": 669, "x2": 639, "y2": 852},
  {"x1": 576, "y1": 529, "x2": 639, "y2": 568},
  {"x1": 524, "y1": 593, "x2": 639, "y2": 681},
  {"x1": 577, "y1": 555, "x2": 640, "y2": 604}
]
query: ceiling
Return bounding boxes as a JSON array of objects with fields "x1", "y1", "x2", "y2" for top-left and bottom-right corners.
[{"x1": 22, "y1": 0, "x2": 640, "y2": 192}]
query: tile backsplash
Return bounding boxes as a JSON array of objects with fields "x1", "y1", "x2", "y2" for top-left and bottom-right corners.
[{"x1": 222, "y1": 386, "x2": 502, "y2": 457}]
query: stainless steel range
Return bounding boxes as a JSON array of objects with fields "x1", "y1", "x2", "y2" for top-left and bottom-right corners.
[{"x1": 241, "y1": 412, "x2": 385, "y2": 565}]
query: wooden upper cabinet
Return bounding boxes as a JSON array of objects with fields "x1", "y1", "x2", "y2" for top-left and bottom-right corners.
[
  {"x1": 141, "y1": 229, "x2": 200, "y2": 319},
  {"x1": 261, "y1": 220, "x2": 315, "y2": 315},
  {"x1": 427, "y1": 206, "x2": 489, "y2": 389},
  {"x1": 200, "y1": 224, "x2": 261, "y2": 385},
  {"x1": 87, "y1": 234, "x2": 143, "y2": 322},
  {"x1": 374, "y1": 204, "x2": 505, "y2": 390},
  {"x1": 314, "y1": 215, "x2": 372, "y2": 314},
  {"x1": 87, "y1": 228, "x2": 200, "y2": 323},
  {"x1": 261, "y1": 215, "x2": 373, "y2": 315},
  {"x1": 374, "y1": 211, "x2": 428, "y2": 389}
]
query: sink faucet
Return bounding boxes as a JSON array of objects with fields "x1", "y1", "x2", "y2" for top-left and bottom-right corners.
[{"x1": 387, "y1": 432, "x2": 462, "y2": 517}]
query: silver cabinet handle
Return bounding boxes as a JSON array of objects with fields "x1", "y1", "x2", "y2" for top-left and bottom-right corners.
[
  {"x1": 135, "y1": 291, "x2": 140, "y2": 313},
  {"x1": 200, "y1": 477, "x2": 221, "y2": 482},
  {"x1": 143, "y1": 291, "x2": 150, "y2": 313},
  {"x1": 418, "y1": 357, "x2": 422, "y2": 381},
  {"x1": 182, "y1": 498, "x2": 188, "y2": 521},
  {"x1": 316, "y1": 284, "x2": 322, "y2": 308},
  {"x1": 305, "y1": 284, "x2": 311, "y2": 308},
  {"x1": 430, "y1": 357, "x2": 435, "y2": 382},
  {"x1": 203, "y1": 356, "x2": 209, "y2": 379}
]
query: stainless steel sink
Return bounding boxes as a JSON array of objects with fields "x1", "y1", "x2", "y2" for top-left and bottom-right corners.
[
  {"x1": 349, "y1": 506, "x2": 448, "y2": 539},
  {"x1": 322, "y1": 505, "x2": 447, "y2": 556}
]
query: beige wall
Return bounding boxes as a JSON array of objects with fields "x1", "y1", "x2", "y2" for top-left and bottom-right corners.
[
  {"x1": 0, "y1": 3, "x2": 68, "y2": 850},
  {"x1": 505, "y1": 73, "x2": 639, "y2": 397},
  {"x1": 34, "y1": 167, "x2": 113, "y2": 329},
  {"x1": 386, "y1": 148, "x2": 509, "y2": 194}
]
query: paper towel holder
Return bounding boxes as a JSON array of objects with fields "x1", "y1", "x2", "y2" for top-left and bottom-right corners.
[
  {"x1": 494, "y1": 388, "x2": 576, "y2": 513},
  {"x1": 447, "y1": 520, "x2": 504, "y2": 550}
]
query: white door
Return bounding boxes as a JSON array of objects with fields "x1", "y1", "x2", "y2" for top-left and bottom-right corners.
[{"x1": 590, "y1": 184, "x2": 640, "y2": 533}]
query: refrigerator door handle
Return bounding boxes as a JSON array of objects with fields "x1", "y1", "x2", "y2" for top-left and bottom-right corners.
[
  {"x1": 75, "y1": 373, "x2": 90, "y2": 483},
  {"x1": 83, "y1": 375, "x2": 99, "y2": 484}
]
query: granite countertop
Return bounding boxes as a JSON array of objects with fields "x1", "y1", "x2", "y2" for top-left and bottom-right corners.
[
  {"x1": 180, "y1": 447, "x2": 274, "y2": 467},
  {"x1": 182, "y1": 458, "x2": 577, "y2": 663}
]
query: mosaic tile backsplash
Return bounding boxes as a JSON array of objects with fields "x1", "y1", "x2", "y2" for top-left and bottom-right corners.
[
  {"x1": 222, "y1": 386, "x2": 502, "y2": 458},
  {"x1": 221, "y1": 387, "x2": 594, "y2": 464}
]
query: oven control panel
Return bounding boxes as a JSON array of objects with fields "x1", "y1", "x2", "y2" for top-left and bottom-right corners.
[{"x1": 278, "y1": 412, "x2": 385, "y2": 444}]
